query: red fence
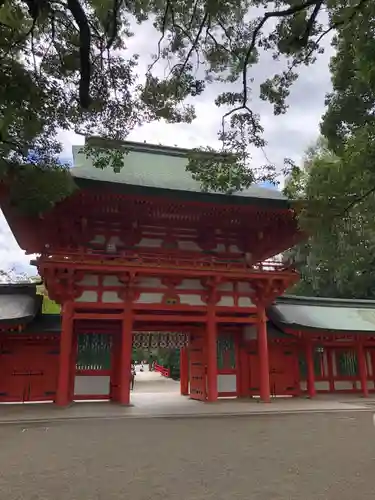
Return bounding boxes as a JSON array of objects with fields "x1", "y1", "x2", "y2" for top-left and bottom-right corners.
[{"x1": 154, "y1": 363, "x2": 170, "y2": 378}]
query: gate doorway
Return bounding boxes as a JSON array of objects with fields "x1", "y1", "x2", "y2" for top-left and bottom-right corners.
[
  {"x1": 130, "y1": 330, "x2": 190, "y2": 405},
  {"x1": 0, "y1": 338, "x2": 59, "y2": 403}
]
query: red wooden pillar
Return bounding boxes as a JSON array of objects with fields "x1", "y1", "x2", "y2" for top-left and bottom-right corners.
[
  {"x1": 118, "y1": 306, "x2": 133, "y2": 405},
  {"x1": 68, "y1": 332, "x2": 78, "y2": 402},
  {"x1": 257, "y1": 304, "x2": 270, "y2": 403},
  {"x1": 206, "y1": 306, "x2": 218, "y2": 402},
  {"x1": 357, "y1": 340, "x2": 368, "y2": 398},
  {"x1": 180, "y1": 347, "x2": 189, "y2": 396},
  {"x1": 110, "y1": 332, "x2": 121, "y2": 402},
  {"x1": 234, "y1": 331, "x2": 241, "y2": 398},
  {"x1": 56, "y1": 301, "x2": 74, "y2": 407},
  {"x1": 305, "y1": 340, "x2": 316, "y2": 398}
]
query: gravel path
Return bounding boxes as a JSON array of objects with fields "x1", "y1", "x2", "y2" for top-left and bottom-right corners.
[{"x1": 0, "y1": 413, "x2": 374, "y2": 500}]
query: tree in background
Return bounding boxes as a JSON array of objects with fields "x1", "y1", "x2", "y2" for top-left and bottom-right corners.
[
  {"x1": 321, "y1": 1, "x2": 375, "y2": 156},
  {"x1": 281, "y1": 0, "x2": 375, "y2": 298},
  {"x1": 285, "y1": 137, "x2": 375, "y2": 299},
  {"x1": 0, "y1": 0, "x2": 371, "y2": 213}
]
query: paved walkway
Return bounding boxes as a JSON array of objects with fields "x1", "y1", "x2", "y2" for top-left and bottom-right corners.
[
  {"x1": 0, "y1": 367, "x2": 373, "y2": 425},
  {"x1": 1, "y1": 413, "x2": 375, "y2": 499}
]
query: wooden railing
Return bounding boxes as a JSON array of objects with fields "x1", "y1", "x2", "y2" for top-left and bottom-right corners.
[
  {"x1": 154, "y1": 363, "x2": 170, "y2": 378},
  {"x1": 39, "y1": 249, "x2": 294, "y2": 274}
]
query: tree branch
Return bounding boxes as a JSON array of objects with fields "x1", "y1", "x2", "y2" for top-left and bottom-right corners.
[
  {"x1": 106, "y1": 0, "x2": 123, "y2": 50},
  {"x1": 148, "y1": 0, "x2": 171, "y2": 73},
  {"x1": 340, "y1": 185, "x2": 375, "y2": 216},
  {"x1": 67, "y1": 0, "x2": 91, "y2": 109},
  {"x1": 169, "y1": 5, "x2": 207, "y2": 77},
  {"x1": 241, "y1": 0, "x2": 321, "y2": 109}
]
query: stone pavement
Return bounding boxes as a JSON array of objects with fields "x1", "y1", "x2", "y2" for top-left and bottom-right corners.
[
  {"x1": 0, "y1": 367, "x2": 373, "y2": 425},
  {"x1": 2, "y1": 413, "x2": 375, "y2": 500}
]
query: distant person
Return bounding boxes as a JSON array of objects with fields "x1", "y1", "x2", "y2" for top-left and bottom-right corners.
[{"x1": 130, "y1": 364, "x2": 136, "y2": 390}]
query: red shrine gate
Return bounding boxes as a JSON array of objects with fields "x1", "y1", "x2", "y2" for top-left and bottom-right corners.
[{"x1": 0, "y1": 138, "x2": 302, "y2": 406}]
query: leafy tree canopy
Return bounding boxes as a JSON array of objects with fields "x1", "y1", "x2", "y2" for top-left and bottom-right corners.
[
  {"x1": 285, "y1": 136, "x2": 375, "y2": 299},
  {"x1": 0, "y1": 0, "x2": 370, "y2": 213},
  {"x1": 321, "y1": 1, "x2": 375, "y2": 154}
]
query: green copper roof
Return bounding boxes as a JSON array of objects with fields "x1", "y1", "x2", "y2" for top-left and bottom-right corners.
[
  {"x1": 71, "y1": 138, "x2": 287, "y2": 204},
  {"x1": 268, "y1": 295, "x2": 375, "y2": 332}
]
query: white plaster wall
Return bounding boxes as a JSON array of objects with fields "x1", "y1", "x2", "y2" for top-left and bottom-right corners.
[
  {"x1": 217, "y1": 296, "x2": 235, "y2": 307},
  {"x1": 212, "y1": 243, "x2": 226, "y2": 253},
  {"x1": 217, "y1": 374, "x2": 237, "y2": 393},
  {"x1": 228, "y1": 245, "x2": 241, "y2": 253},
  {"x1": 136, "y1": 238, "x2": 163, "y2": 248},
  {"x1": 367, "y1": 380, "x2": 375, "y2": 389},
  {"x1": 314, "y1": 381, "x2": 330, "y2": 391},
  {"x1": 177, "y1": 279, "x2": 204, "y2": 290},
  {"x1": 136, "y1": 292, "x2": 164, "y2": 304},
  {"x1": 90, "y1": 234, "x2": 105, "y2": 245},
  {"x1": 178, "y1": 240, "x2": 201, "y2": 251},
  {"x1": 179, "y1": 294, "x2": 205, "y2": 306},
  {"x1": 238, "y1": 297, "x2": 253, "y2": 307},
  {"x1": 76, "y1": 274, "x2": 99, "y2": 286},
  {"x1": 107, "y1": 235, "x2": 124, "y2": 247},
  {"x1": 138, "y1": 277, "x2": 165, "y2": 288},
  {"x1": 334, "y1": 381, "x2": 355, "y2": 390},
  {"x1": 103, "y1": 275, "x2": 123, "y2": 286},
  {"x1": 102, "y1": 291, "x2": 122, "y2": 303},
  {"x1": 217, "y1": 282, "x2": 233, "y2": 292},
  {"x1": 75, "y1": 290, "x2": 98, "y2": 302},
  {"x1": 238, "y1": 282, "x2": 252, "y2": 292},
  {"x1": 74, "y1": 376, "x2": 110, "y2": 396},
  {"x1": 300, "y1": 380, "x2": 307, "y2": 391}
]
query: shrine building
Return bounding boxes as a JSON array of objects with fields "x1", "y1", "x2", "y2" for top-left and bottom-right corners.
[{"x1": 1, "y1": 138, "x2": 374, "y2": 406}]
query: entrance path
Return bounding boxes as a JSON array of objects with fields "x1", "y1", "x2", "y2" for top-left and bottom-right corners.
[
  {"x1": 0, "y1": 390, "x2": 374, "y2": 425},
  {"x1": 1, "y1": 413, "x2": 375, "y2": 499},
  {"x1": 132, "y1": 365, "x2": 180, "y2": 393}
]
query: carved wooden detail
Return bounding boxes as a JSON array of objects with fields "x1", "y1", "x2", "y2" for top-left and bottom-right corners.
[{"x1": 250, "y1": 277, "x2": 294, "y2": 306}]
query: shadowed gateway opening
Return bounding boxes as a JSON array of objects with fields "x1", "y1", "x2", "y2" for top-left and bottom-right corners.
[
  {"x1": 74, "y1": 323, "x2": 194, "y2": 403},
  {"x1": 73, "y1": 320, "x2": 237, "y2": 405}
]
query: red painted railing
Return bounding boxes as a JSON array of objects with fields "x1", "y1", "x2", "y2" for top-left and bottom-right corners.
[
  {"x1": 39, "y1": 250, "x2": 296, "y2": 275},
  {"x1": 154, "y1": 363, "x2": 170, "y2": 378}
]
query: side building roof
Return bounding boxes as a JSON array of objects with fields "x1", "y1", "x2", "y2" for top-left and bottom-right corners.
[
  {"x1": 268, "y1": 295, "x2": 375, "y2": 333},
  {"x1": 0, "y1": 283, "x2": 42, "y2": 326},
  {"x1": 71, "y1": 137, "x2": 290, "y2": 208}
]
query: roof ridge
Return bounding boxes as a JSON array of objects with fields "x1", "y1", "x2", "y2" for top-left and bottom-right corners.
[{"x1": 275, "y1": 294, "x2": 375, "y2": 307}]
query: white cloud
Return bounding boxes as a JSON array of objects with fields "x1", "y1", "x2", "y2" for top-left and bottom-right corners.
[
  {"x1": 0, "y1": 212, "x2": 37, "y2": 276},
  {"x1": 1, "y1": 18, "x2": 334, "y2": 274}
]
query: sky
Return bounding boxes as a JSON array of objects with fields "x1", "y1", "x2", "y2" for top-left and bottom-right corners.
[{"x1": 0, "y1": 16, "x2": 334, "y2": 277}]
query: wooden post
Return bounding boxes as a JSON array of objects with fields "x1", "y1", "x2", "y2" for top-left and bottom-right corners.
[
  {"x1": 206, "y1": 305, "x2": 218, "y2": 402},
  {"x1": 180, "y1": 347, "x2": 189, "y2": 396},
  {"x1": 327, "y1": 349, "x2": 335, "y2": 392},
  {"x1": 68, "y1": 332, "x2": 78, "y2": 402},
  {"x1": 118, "y1": 306, "x2": 133, "y2": 405},
  {"x1": 110, "y1": 332, "x2": 121, "y2": 402},
  {"x1": 56, "y1": 301, "x2": 74, "y2": 407},
  {"x1": 257, "y1": 304, "x2": 270, "y2": 403},
  {"x1": 234, "y1": 331, "x2": 241, "y2": 398},
  {"x1": 357, "y1": 340, "x2": 368, "y2": 398},
  {"x1": 305, "y1": 340, "x2": 316, "y2": 398}
]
